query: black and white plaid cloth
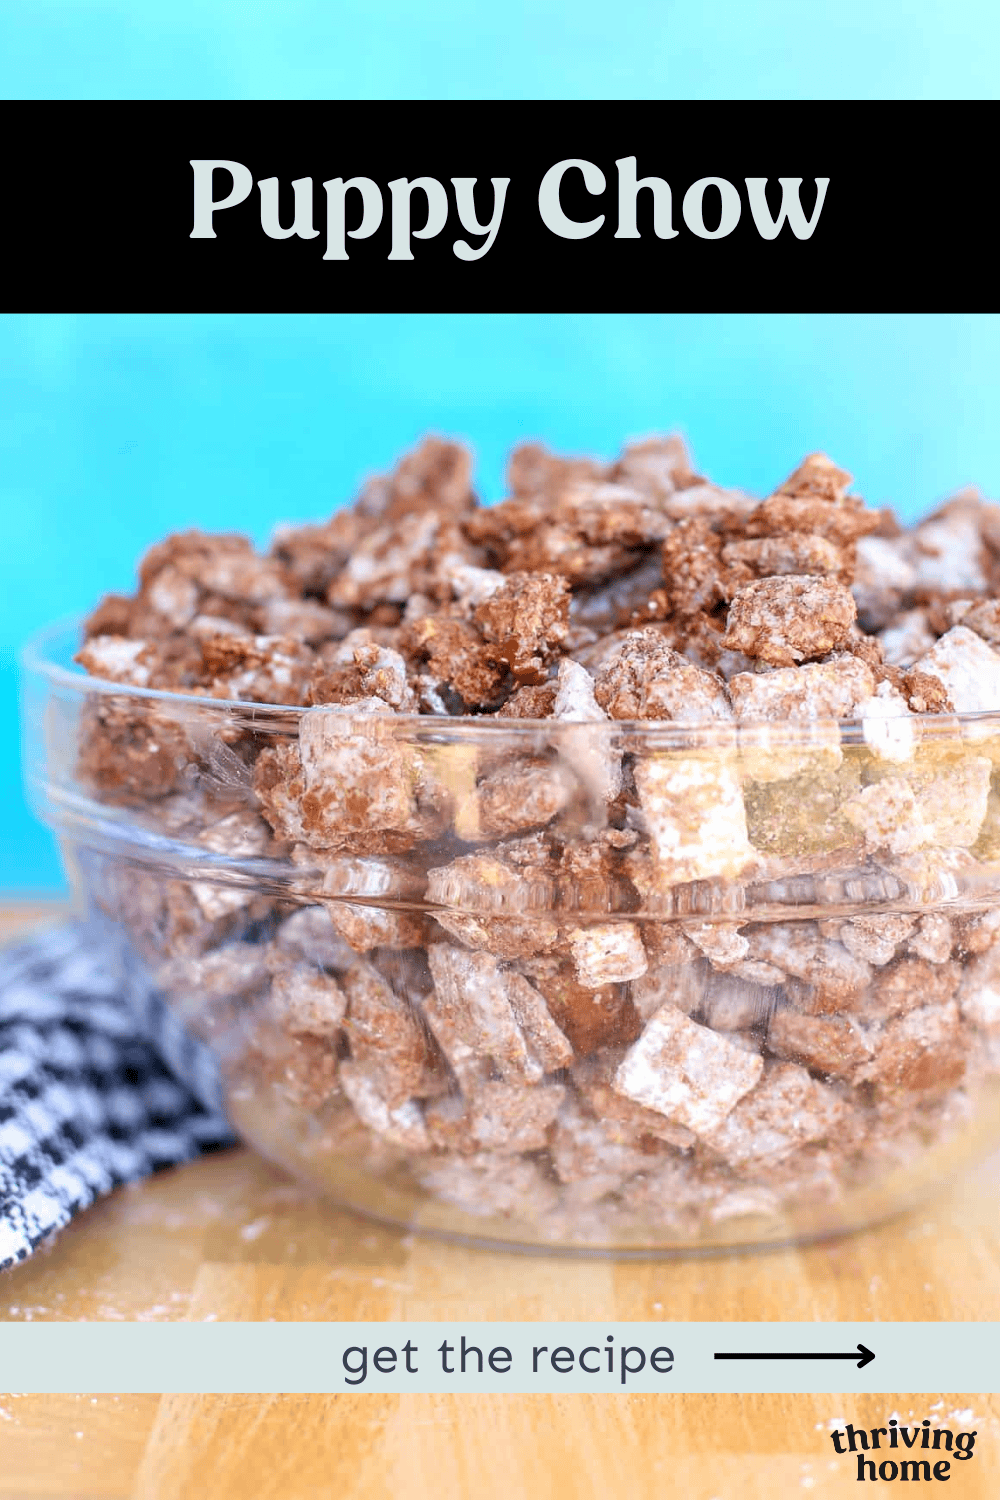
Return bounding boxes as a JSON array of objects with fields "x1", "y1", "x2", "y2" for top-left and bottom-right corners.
[{"x1": 0, "y1": 922, "x2": 235, "y2": 1272}]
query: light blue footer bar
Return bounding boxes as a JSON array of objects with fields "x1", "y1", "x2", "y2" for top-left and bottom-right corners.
[{"x1": 0, "y1": 1322, "x2": 993, "y2": 1394}]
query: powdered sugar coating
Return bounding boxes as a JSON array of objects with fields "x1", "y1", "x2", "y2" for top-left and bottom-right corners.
[
  {"x1": 614, "y1": 1005, "x2": 764, "y2": 1135},
  {"x1": 635, "y1": 753, "x2": 756, "y2": 885},
  {"x1": 912, "y1": 626, "x2": 1000, "y2": 715},
  {"x1": 729, "y1": 655, "x2": 875, "y2": 723},
  {"x1": 568, "y1": 923, "x2": 648, "y2": 989},
  {"x1": 76, "y1": 635, "x2": 153, "y2": 687}
]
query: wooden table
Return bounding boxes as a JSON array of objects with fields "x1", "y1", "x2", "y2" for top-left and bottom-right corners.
[{"x1": 2, "y1": 903, "x2": 1000, "y2": 1497}]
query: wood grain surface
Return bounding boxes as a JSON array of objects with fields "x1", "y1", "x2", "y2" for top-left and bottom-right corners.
[
  {"x1": 2, "y1": 903, "x2": 999, "y2": 1497},
  {"x1": 2, "y1": 1389, "x2": 999, "y2": 1499}
]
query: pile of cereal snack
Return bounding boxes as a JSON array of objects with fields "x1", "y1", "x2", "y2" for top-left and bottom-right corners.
[{"x1": 68, "y1": 435, "x2": 1000, "y2": 1246}]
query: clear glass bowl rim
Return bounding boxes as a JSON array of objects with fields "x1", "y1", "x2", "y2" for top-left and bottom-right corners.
[{"x1": 20, "y1": 616, "x2": 1000, "y2": 753}]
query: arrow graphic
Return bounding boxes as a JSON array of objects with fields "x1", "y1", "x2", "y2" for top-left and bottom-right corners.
[{"x1": 714, "y1": 1343, "x2": 875, "y2": 1369}]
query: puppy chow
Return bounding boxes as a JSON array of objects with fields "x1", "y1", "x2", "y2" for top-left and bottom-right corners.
[
  {"x1": 339, "y1": 1062, "x2": 431, "y2": 1151},
  {"x1": 516, "y1": 957, "x2": 642, "y2": 1055},
  {"x1": 424, "y1": 944, "x2": 553, "y2": 1087},
  {"x1": 911, "y1": 625, "x2": 1000, "y2": 715},
  {"x1": 567, "y1": 923, "x2": 647, "y2": 989},
  {"x1": 71, "y1": 432, "x2": 1000, "y2": 1244},
  {"x1": 266, "y1": 957, "x2": 347, "y2": 1037},
  {"x1": 701, "y1": 1062, "x2": 848, "y2": 1169},
  {"x1": 340, "y1": 958, "x2": 440, "y2": 1107},
  {"x1": 633, "y1": 752, "x2": 756, "y2": 886},
  {"x1": 595, "y1": 629, "x2": 733, "y2": 722},
  {"x1": 766, "y1": 1010, "x2": 873, "y2": 1080},
  {"x1": 613, "y1": 1004, "x2": 764, "y2": 1136},
  {"x1": 722, "y1": 576, "x2": 858, "y2": 666},
  {"x1": 728, "y1": 654, "x2": 875, "y2": 723},
  {"x1": 426, "y1": 1079, "x2": 566, "y2": 1154}
]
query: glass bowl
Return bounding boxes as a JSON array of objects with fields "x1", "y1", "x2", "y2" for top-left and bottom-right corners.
[{"x1": 20, "y1": 619, "x2": 1000, "y2": 1255}]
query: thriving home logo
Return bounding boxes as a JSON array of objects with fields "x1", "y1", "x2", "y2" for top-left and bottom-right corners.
[{"x1": 829, "y1": 1419, "x2": 977, "y2": 1482}]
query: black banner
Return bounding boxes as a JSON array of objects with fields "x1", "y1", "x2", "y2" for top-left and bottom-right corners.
[{"x1": 6, "y1": 102, "x2": 991, "y2": 309}]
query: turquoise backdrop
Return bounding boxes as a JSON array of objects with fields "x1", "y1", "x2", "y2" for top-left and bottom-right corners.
[{"x1": 3, "y1": 0, "x2": 997, "y2": 99}]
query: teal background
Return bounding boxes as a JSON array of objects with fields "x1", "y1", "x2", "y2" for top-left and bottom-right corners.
[
  {"x1": 4, "y1": 312, "x2": 1000, "y2": 891},
  {"x1": 2, "y1": 0, "x2": 997, "y2": 98}
]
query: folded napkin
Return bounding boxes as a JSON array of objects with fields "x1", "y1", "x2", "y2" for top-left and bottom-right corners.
[{"x1": 0, "y1": 921, "x2": 235, "y2": 1271}]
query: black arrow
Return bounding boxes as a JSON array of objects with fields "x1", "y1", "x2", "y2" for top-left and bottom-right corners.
[{"x1": 714, "y1": 1343, "x2": 875, "y2": 1369}]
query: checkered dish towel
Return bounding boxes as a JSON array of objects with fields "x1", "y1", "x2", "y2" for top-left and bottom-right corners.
[{"x1": 0, "y1": 922, "x2": 235, "y2": 1271}]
